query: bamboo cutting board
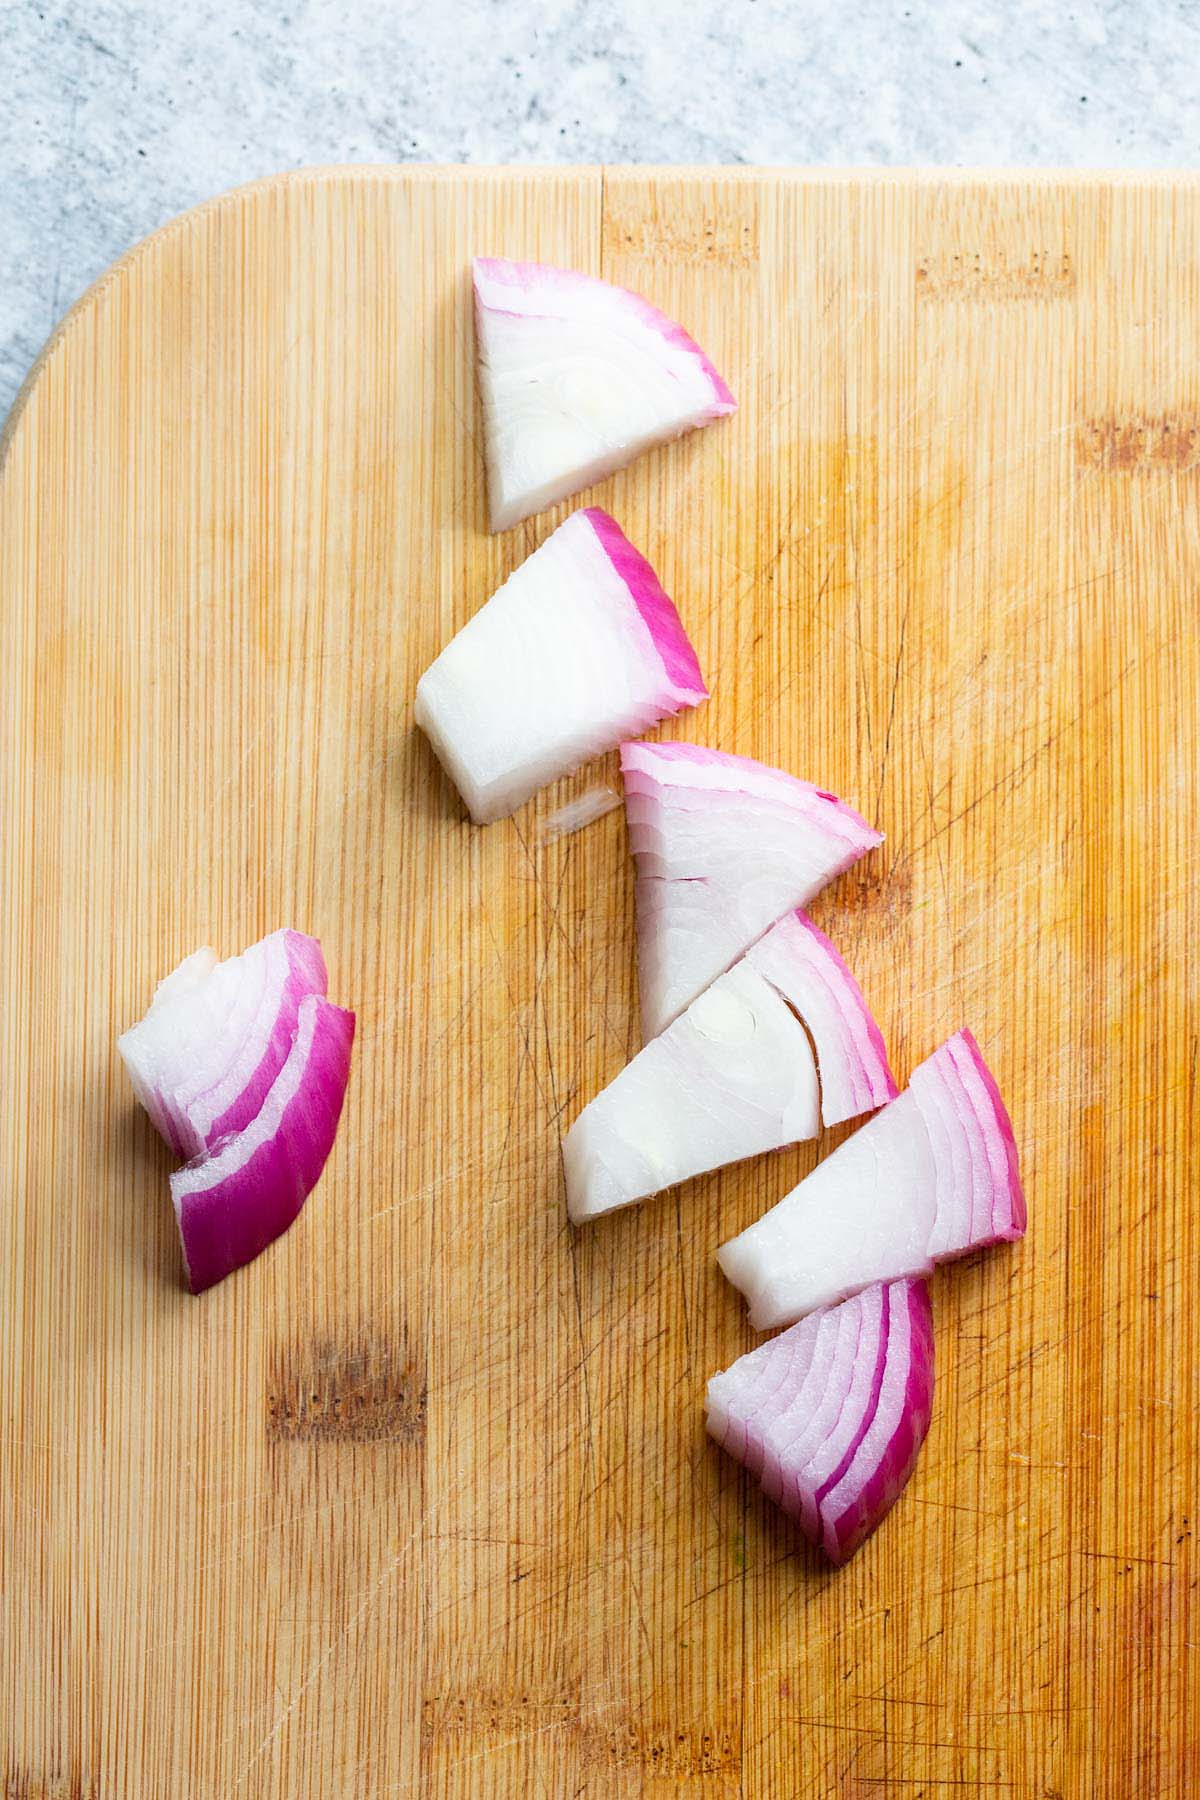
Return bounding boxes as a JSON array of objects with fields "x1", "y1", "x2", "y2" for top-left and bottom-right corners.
[{"x1": 1, "y1": 167, "x2": 1196, "y2": 1797}]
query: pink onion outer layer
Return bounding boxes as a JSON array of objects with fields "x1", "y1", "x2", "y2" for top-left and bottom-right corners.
[
  {"x1": 415, "y1": 508, "x2": 707, "y2": 823},
  {"x1": 619, "y1": 741, "x2": 883, "y2": 1039},
  {"x1": 177, "y1": 931, "x2": 328, "y2": 1156},
  {"x1": 706, "y1": 1278, "x2": 934, "y2": 1564},
  {"x1": 169, "y1": 994, "x2": 355, "y2": 1294},
  {"x1": 118, "y1": 930, "x2": 328, "y2": 1159},
  {"x1": 473, "y1": 258, "x2": 736, "y2": 531},
  {"x1": 717, "y1": 1030, "x2": 1025, "y2": 1328},
  {"x1": 583, "y1": 508, "x2": 707, "y2": 704},
  {"x1": 745, "y1": 909, "x2": 897, "y2": 1125}
]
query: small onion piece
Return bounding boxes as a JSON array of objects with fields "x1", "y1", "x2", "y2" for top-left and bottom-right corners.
[
  {"x1": 170, "y1": 995, "x2": 355, "y2": 1294},
  {"x1": 118, "y1": 930, "x2": 328, "y2": 1158},
  {"x1": 621, "y1": 741, "x2": 883, "y2": 1040},
  {"x1": 473, "y1": 257, "x2": 736, "y2": 532},
  {"x1": 564, "y1": 904, "x2": 894, "y2": 1221},
  {"x1": 564, "y1": 960, "x2": 820, "y2": 1223},
  {"x1": 706, "y1": 1278, "x2": 935, "y2": 1564},
  {"x1": 416, "y1": 509, "x2": 707, "y2": 824},
  {"x1": 745, "y1": 909, "x2": 897, "y2": 1126},
  {"x1": 718, "y1": 1031, "x2": 1025, "y2": 1329}
]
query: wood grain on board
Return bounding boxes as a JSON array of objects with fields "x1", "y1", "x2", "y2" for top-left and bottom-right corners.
[{"x1": 0, "y1": 167, "x2": 1196, "y2": 1797}]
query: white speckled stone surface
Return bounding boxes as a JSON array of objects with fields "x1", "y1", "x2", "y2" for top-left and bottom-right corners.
[{"x1": 1, "y1": 0, "x2": 1195, "y2": 420}]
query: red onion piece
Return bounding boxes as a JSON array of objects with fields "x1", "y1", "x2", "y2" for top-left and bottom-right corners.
[
  {"x1": 745, "y1": 908, "x2": 897, "y2": 1125},
  {"x1": 170, "y1": 995, "x2": 355, "y2": 1294},
  {"x1": 415, "y1": 508, "x2": 707, "y2": 824},
  {"x1": 118, "y1": 930, "x2": 328, "y2": 1158},
  {"x1": 620, "y1": 741, "x2": 882, "y2": 1040},
  {"x1": 473, "y1": 257, "x2": 735, "y2": 531},
  {"x1": 707, "y1": 1278, "x2": 934, "y2": 1564},
  {"x1": 563, "y1": 959, "x2": 819, "y2": 1223},
  {"x1": 821, "y1": 1281, "x2": 936, "y2": 1563},
  {"x1": 718, "y1": 1030, "x2": 1025, "y2": 1328},
  {"x1": 565, "y1": 902, "x2": 894, "y2": 1221}
]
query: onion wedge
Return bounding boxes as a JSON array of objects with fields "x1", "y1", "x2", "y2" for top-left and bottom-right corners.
[
  {"x1": 745, "y1": 909, "x2": 896, "y2": 1127},
  {"x1": 621, "y1": 741, "x2": 883, "y2": 1039},
  {"x1": 118, "y1": 930, "x2": 328, "y2": 1158},
  {"x1": 473, "y1": 257, "x2": 736, "y2": 531},
  {"x1": 706, "y1": 1278, "x2": 935, "y2": 1564},
  {"x1": 564, "y1": 909, "x2": 893, "y2": 1221},
  {"x1": 564, "y1": 960, "x2": 819, "y2": 1223},
  {"x1": 416, "y1": 508, "x2": 707, "y2": 823},
  {"x1": 718, "y1": 1030, "x2": 1025, "y2": 1328},
  {"x1": 170, "y1": 995, "x2": 355, "y2": 1294}
]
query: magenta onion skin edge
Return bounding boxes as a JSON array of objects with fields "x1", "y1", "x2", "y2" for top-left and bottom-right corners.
[
  {"x1": 170, "y1": 995, "x2": 355, "y2": 1294},
  {"x1": 821, "y1": 1280, "x2": 935, "y2": 1564},
  {"x1": 472, "y1": 257, "x2": 737, "y2": 411},
  {"x1": 706, "y1": 1278, "x2": 935, "y2": 1566},
  {"x1": 956, "y1": 1027, "x2": 1026, "y2": 1237},
  {"x1": 184, "y1": 930, "x2": 328, "y2": 1154},
  {"x1": 582, "y1": 508, "x2": 708, "y2": 705},
  {"x1": 746, "y1": 908, "x2": 897, "y2": 1126}
]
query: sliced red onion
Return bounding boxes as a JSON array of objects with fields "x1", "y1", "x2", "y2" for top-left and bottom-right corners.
[
  {"x1": 564, "y1": 959, "x2": 819, "y2": 1223},
  {"x1": 707, "y1": 1278, "x2": 934, "y2": 1564},
  {"x1": 415, "y1": 508, "x2": 707, "y2": 824},
  {"x1": 118, "y1": 930, "x2": 328, "y2": 1159},
  {"x1": 620, "y1": 741, "x2": 883, "y2": 1039},
  {"x1": 473, "y1": 257, "x2": 736, "y2": 531},
  {"x1": 745, "y1": 909, "x2": 897, "y2": 1125},
  {"x1": 717, "y1": 1030, "x2": 1025, "y2": 1329},
  {"x1": 820, "y1": 1281, "x2": 935, "y2": 1563},
  {"x1": 170, "y1": 995, "x2": 355, "y2": 1294}
]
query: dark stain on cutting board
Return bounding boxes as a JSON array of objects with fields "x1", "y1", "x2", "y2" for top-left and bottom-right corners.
[{"x1": 267, "y1": 1331, "x2": 426, "y2": 1444}]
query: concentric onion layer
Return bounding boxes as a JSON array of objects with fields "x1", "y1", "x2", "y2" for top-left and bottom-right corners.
[
  {"x1": 564, "y1": 959, "x2": 820, "y2": 1223},
  {"x1": 118, "y1": 930, "x2": 328, "y2": 1158},
  {"x1": 619, "y1": 741, "x2": 883, "y2": 1040},
  {"x1": 746, "y1": 909, "x2": 897, "y2": 1126},
  {"x1": 171, "y1": 996, "x2": 356, "y2": 1294},
  {"x1": 473, "y1": 257, "x2": 736, "y2": 531},
  {"x1": 707, "y1": 1279, "x2": 934, "y2": 1564},
  {"x1": 415, "y1": 509, "x2": 707, "y2": 824},
  {"x1": 717, "y1": 1030, "x2": 1025, "y2": 1329}
]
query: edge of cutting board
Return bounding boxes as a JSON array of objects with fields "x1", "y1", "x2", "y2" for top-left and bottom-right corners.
[{"x1": 5, "y1": 159, "x2": 1198, "y2": 468}]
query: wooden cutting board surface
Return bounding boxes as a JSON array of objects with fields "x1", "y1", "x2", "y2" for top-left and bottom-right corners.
[{"x1": 1, "y1": 166, "x2": 1196, "y2": 1797}]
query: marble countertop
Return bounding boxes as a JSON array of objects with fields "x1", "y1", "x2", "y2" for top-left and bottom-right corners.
[{"x1": 2, "y1": 0, "x2": 1195, "y2": 421}]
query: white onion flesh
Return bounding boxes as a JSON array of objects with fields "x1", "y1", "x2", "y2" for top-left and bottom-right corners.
[
  {"x1": 415, "y1": 508, "x2": 707, "y2": 823},
  {"x1": 745, "y1": 909, "x2": 897, "y2": 1126},
  {"x1": 621, "y1": 741, "x2": 883, "y2": 1039},
  {"x1": 717, "y1": 1030, "x2": 1026, "y2": 1328},
  {"x1": 564, "y1": 961, "x2": 819, "y2": 1223},
  {"x1": 118, "y1": 930, "x2": 328, "y2": 1158},
  {"x1": 564, "y1": 904, "x2": 896, "y2": 1221},
  {"x1": 474, "y1": 257, "x2": 736, "y2": 531}
]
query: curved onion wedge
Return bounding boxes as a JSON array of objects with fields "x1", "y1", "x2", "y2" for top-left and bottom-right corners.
[
  {"x1": 416, "y1": 509, "x2": 707, "y2": 824},
  {"x1": 745, "y1": 910, "x2": 896, "y2": 1126},
  {"x1": 564, "y1": 961, "x2": 819, "y2": 1223},
  {"x1": 717, "y1": 1031, "x2": 1025, "y2": 1328},
  {"x1": 473, "y1": 257, "x2": 736, "y2": 531},
  {"x1": 118, "y1": 930, "x2": 328, "y2": 1158},
  {"x1": 170, "y1": 995, "x2": 355, "y2": 1294},
  {"x1": 706, "y1": 1278, "x2": 934, "y2": 1564},
  {"x1": 621, "y1": 741, "x2": 883, "y2": 1039}
]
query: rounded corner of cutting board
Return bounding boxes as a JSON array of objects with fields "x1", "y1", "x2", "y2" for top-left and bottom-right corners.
[
  {"x1": 0, "y1": 161, "x2": 559, "y2": 473},
  {"x1": 0, "y1": 166, "x2": 365, "y2": 469}
]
